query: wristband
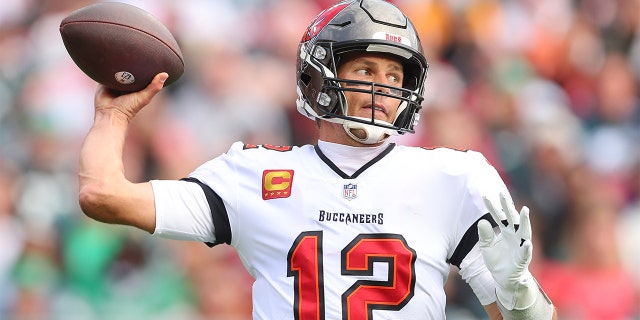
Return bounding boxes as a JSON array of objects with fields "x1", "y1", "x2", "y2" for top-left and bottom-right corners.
[{"x1": 496, "y1": 278, "x2": 554, "y2": 320}]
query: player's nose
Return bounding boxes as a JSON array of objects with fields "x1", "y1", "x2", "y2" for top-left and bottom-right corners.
[
  {"x1": 373, "y1": 72, "x2": 390, "y2": 86},
  {"x1": 373, "y1": 72, "x2": 400, "y2": 94},
  {"x1": 373, "y1": 78, "x2": 401, "y2": 99}
]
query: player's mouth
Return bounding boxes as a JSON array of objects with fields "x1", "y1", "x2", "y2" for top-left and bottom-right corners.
[{"x1": 363, "y1": 103, "x2": 388, "y2": 118}]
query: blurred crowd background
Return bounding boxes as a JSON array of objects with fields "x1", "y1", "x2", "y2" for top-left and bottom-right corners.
[{"x1": 0, "y1": 0, "x2": 639, "y2": 319}]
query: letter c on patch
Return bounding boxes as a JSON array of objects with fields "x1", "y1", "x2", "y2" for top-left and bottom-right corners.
[{"x1": 262, "y1": 170, "x2": 294, "y2": 200}]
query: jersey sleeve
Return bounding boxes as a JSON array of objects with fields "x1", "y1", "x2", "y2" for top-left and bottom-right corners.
[
  {"x1": 184, "y1": 141, "x2": 248, "y2": 246},
  {"x1": 450, "y1": 150, "x2": 510, "y2": 304},
  {"x1": 447, "y1": 150, "x2": 505, "y2": 267},
  {"x1": 150, "y1": 142, "x2": 247, "y2": 245},
  {"x1": 465, "y1": 150, "x2": 510, "y2": 221},
  {"x1": 150, "y1": 179, "x2": 216, "y2": 243}
]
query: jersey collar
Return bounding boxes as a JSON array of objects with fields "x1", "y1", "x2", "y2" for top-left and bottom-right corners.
[{"x1": 314, "y1": 141, "x2": 395, "y2": 179}]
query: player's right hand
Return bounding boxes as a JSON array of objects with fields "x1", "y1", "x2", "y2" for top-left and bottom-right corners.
[{"x1": 94, "y1": 72, "x2": 168, "y2": 122}]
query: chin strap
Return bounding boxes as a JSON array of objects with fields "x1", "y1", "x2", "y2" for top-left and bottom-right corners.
[{"x1": 342, "y1": 117, "x2": 397, "y2": 145}]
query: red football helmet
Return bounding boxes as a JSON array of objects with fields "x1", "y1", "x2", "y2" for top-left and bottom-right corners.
[{"x1": 296, "y1": 0, "x2": 428, "y2": 144}]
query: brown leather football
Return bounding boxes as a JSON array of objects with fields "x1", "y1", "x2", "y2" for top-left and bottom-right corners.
[{"x1": 60, "y1": 2, "x2": 184, "y2": 92}]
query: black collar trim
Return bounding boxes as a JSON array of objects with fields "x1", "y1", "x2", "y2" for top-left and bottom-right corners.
[{"x1": 314, "y1": 143, "x2": 396, "y2": 179}]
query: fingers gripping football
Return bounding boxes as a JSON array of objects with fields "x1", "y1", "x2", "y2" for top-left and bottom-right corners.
[
  {"x1": 478, "y1": 192, "x2": 537, "y2": 310},
  {"x1": 95, "y1": 73, "x2": 168, "y2": 122}
]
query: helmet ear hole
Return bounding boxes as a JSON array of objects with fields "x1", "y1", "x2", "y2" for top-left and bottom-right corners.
[{"x1": 403, "y1": 73, "x2": 418, "y2": 92}]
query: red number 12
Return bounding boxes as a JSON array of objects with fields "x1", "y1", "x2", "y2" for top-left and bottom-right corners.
[{"x1": 287, "y1": 231, "x2": 416, "y2": 320}]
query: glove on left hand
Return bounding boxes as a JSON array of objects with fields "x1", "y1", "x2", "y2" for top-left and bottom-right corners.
[{"x1": 478, "y1": 192, "x2": 537, "y2": 310}]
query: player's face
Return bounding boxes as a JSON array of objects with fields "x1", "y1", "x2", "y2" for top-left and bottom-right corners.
[{"x1": 337, "y1": 52, "x2": 404, "y2": 123}]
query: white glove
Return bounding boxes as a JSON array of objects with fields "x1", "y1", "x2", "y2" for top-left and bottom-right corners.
[{"x1": 478, "y1": 192, "x2": 538, "y2": 310}]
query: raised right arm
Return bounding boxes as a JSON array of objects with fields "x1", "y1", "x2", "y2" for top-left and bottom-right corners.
[{"x1": 78, "y1": 73, "x2": 168, "y2": 233}]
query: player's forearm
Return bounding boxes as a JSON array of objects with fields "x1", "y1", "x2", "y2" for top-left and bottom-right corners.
[
  {"x1": 484, "y1": 302, "x2": 503, "y2": 320},
  {"x1": 78, "y1": 110, "x2": 133, "y2": 223},
  {"x1": 79, "y1": 75, "x2": 165, "y2": 232}
]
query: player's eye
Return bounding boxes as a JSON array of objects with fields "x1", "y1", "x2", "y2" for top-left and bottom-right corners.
[{"x1": 355, "y1": 69, "x2": 371, "y2": 77}]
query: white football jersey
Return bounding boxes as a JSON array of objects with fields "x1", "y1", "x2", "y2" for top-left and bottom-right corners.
[{"x1": 152, "y1": 141, "x2": 508, "y2": 319}]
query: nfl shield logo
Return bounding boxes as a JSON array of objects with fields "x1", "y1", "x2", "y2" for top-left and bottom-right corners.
[{"x1": 343, "y1": 183, "x2": 357, "y2": 200}]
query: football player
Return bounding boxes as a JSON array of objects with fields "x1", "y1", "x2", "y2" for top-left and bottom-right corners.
[{"x1": 78, "y1": 0, "x2": 556, "y2": 319}]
